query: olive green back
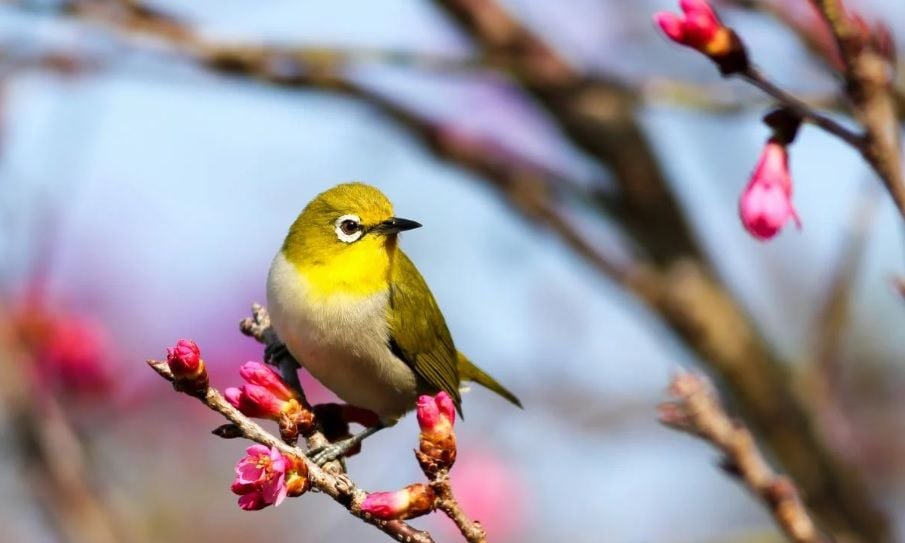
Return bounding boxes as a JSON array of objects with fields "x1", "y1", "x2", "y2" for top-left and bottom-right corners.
[{"x1": 388, "y1": 251, "x2": 463, "y2": 412}]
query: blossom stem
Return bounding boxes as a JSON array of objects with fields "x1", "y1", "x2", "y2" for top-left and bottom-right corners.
[{"x1": 740, "y1": 66, "x2": 864, "y2": 148}]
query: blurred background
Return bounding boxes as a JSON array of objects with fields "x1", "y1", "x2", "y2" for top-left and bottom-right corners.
[{"x1": 0, "y1": 0, "x2": 904, "y2": 542}]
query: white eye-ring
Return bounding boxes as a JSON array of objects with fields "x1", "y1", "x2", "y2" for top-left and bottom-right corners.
[{"x1": 334, "y1": 214, "x2": 363, "y2": 243}]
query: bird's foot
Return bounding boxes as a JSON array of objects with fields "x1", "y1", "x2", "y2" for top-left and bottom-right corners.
[
  {"x1": 264, "y1": 342, "x2": 289, "y2": 366},
  {"x1": 307, "y1": 438, "x2": 359, "y2": 467},
  {"x1": 306, "y1": 424, "x2": 385, "y2": 467}
]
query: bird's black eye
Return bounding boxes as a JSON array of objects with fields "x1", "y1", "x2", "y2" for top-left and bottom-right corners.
[{"x1": 340, "y1": 219, "x2": 360, "y2": 235}]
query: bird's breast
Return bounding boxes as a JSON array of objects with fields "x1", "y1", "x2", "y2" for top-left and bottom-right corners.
[{"x1": 266, "y1": 251, "x2": 418, "y2": 422}]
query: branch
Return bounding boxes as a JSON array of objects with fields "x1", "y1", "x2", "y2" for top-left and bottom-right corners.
[
  {"x1": 740, "y1": 66, "x2": 864, "y2": 148},
  {"x1": 147, "y1": 332, "x2": 435, "y2": 543},
  {"x1": 431, "y1": 472, "x2": 486, "y2": 543},
  {"x1": 659, "y1": 373, "x2": 831, "y2": 543},
  {"x1": 808, "y1": 0, "x2": 905, "y2": 220},
  {"x1": 0, "y1": 307, "x2": 126, "y2": 543}
]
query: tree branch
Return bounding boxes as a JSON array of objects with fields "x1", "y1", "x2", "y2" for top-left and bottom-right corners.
[
  {"x1": 808, "y1": 0, "x2": 905, "y2": 220},
  {"x1": 146, "y1": 351, "x2": 436, "y2": 543},
  {"x1": 660, "y1": 373, "x2": 831, "y2": 543}
]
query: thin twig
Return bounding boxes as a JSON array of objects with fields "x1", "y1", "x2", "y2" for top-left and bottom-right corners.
[
  {"x1": 659, "y1": 373, "x2": 831, "y2": 543},
  {"x1": 740, "y1": 66, "x2": 864, "y2": 148}
]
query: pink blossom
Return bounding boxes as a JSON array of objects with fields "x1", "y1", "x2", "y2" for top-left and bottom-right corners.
[
  {"x1": 166, "y1": 339, "x2": 202, "y2": 378},
  {"x1": 654, "y1": 0, "x2": 730, "y2": 55},
  {"x1": 416, "y1": 391, "x2": 456, "y2": 437},
  {"x1": 416, "y1": 392, "x2": 458, "y2": 473},
  {"x1": 361, "y1": 484, "x2": 435, "y2": 520},
  {"x1": 224, "y1": 384, "x2": 287, "y2": 419},
  {"x1": 238, "y1": 361, "x2": 294, "y2": 401},
  {"x1": 231, "y1": 444, "x2": 289, "y2": 510},
  {"x1": 39, "y1": 316, "x2": 112, "y2": 397},
  {"x1": 739, "y1": 141, "x2": 801, "y2": 240}
]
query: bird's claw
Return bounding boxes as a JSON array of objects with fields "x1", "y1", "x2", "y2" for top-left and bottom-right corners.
[{"x1": 307, "y1": 439, "x2": 355, "y2": 467}]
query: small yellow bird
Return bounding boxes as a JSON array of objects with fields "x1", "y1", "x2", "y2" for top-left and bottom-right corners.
[{"x1": 267, "y1": 182, "x2": 520, "y2": 463}]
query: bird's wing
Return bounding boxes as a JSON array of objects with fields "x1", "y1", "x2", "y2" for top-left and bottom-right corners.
[{"x1": 388, "y1": 250, "x2": 462, "y2": 411}]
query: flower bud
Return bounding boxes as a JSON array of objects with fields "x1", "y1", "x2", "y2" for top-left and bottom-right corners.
[
  {"x1": 360, "y1": 484, "x2": 436, "y2": 520},
  {"x1": 739, "y1": 141, "x2": 801, "y2": 241},
  {"x1": 415, "y1": 392, "x2": 457, "y2": 474},
  {"x1": 238, "y1": 361, "x2": 295, "y2": 401},
  {"x1": 283, "y1": 454, "x2": 310, "y2": 497},
  {"x1": 654, "y1": 0, "x2": 748, "y2": 74},
  {"x1": 225, "y1": 384, "x2": 286, "y2": 419},
  {"x1": 416, "y1": 391, "x2": 456, "y2": 436},
  {"x1": 165, "y1": 339, "x2": 208, "y2": 395}
]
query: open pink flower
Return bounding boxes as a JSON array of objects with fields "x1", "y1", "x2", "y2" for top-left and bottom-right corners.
[
  {"x1": 231, "y1": 444, "x2": 288, "y2": 510},
  {"x1": 654, "y1": 0, "x2": 731, "y2": 56},
  {"x1": 739, "y1": 141, "x2": 801, "y2": 240}
]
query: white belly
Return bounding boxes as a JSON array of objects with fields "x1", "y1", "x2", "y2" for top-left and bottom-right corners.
[{"x1": 266, "y1": 251, "x2": 418, "y2": 423}]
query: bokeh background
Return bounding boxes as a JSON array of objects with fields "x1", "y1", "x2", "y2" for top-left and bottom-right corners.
[{"x1": 1, "y1": 0, "x2": 904, "y2": 542}]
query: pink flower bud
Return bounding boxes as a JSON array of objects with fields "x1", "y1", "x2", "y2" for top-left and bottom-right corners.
[
  {"x1": 238, "y1": 361, "x2": 294, "y2": 401},
  {"x1": 166, "y1": 339, "x2": 202, "y2": 378},
  {"x1": 415, "y1": 392, "x2": 457, "y2": 473},
  {"x1": 225, "y1": 384, "x2": 285, "y2": 419},
  {"x1": 739, "y1": 141, "x2": 801, "y2": 241},
  {"x1": 360, "y1": 484, "x2": 436, "y2": 520},
  {"x1": 654, "y1": 0, "x2": 732, "y2": 56},
  {"x1": 164, "y1": 339, "x2": 208, "y2": 394},
  {"x1": 231, "y1": 444, "x2": 292, "y2": 511},
  {"x1": 416, "y1": 391, "x2": 456, "y2": 436}
]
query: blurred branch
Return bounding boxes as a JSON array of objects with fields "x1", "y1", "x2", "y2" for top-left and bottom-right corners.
[
  {"x1": 809, "y1": 186, "x2": 880, "y2": 383},
  {"x1": 0, "y1": 310, "x2": 125, "y2": 543},
  {"x1": 660, "y1": 373, "x2": 830, "y2": 543},
  {"x1": 430, "y1": 0, "x2": 704, "y2": 263},
  {"x1": 641, "y1": 78, "x2": 840, "y2": 113},
  {"x1": 427, "y1": 2, "x2": 890, "y2": 542},
  {"x1": 725, "y1": 0, "x2": 905, "y2": 121},
  {"x1": 810, "y1": 1, "x2": 905, "y2": 217}
]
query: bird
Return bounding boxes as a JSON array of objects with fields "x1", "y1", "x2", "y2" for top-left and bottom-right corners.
[{"x1": 267, "y1": 182, "x2": 521, "y2": 464}]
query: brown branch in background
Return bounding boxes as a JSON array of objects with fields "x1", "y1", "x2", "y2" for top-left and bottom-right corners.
[
  {"x1": 659, "y1": 373, "x2": 830, "y2": 543},
  {"x1": 146, "y1": 341, "x2": 436, "y2": 543},
  {"x1": 725, "y1": 0, "x2": 905, "y2": 122},
  {"x1": 809, "y1": 186, "x2": 880, "y2": 387},
  {"x1": 425, "y1": 2, "x2": 891, "y2": 542},
  {"x1": 808, "y1": 0, "x2": 905, "y2": 220},
  {"x1": 0, "y1": 308, "x2": 126, "y2": 543}
]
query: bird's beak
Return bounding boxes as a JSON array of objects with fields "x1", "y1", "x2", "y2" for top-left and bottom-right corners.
[{"x1": 374, "y1": 217, "x2": 422, "y2": 235}]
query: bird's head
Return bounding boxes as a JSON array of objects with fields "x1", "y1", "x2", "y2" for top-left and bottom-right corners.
[{"x1": 281, "y1": 183, "x2": 421, "y2": 295}]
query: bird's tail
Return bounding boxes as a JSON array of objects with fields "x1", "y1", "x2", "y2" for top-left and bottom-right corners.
[{"x1": 457, "y1": 352, "x2": 523, "y2": 409}]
